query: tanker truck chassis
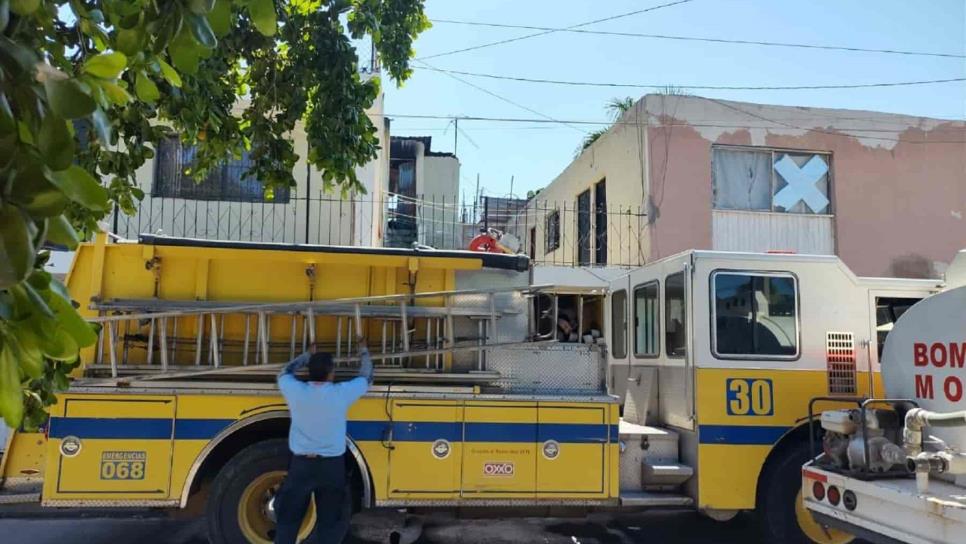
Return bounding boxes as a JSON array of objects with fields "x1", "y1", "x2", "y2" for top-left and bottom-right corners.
[{"x1": 803, "y1": 253, "x2": 966, "y2": 544}]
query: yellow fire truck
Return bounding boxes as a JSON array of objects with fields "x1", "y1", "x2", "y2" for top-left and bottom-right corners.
[{"x1": 0, "y1": 233, "x2": 939, "y2": 543}]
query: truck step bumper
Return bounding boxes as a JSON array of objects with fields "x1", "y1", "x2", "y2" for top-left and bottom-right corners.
[{"x1": 619, "y1": 491, "x2": 693, "y2": 508}]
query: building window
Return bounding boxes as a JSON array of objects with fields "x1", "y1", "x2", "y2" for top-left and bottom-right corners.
[
  {"x1": 633, "y1": 281, "x2": 659, "y2": 357},
  {"x1": 545, "y1": 210, "x2": 560, "y2": 254},
  {"x1": 611, "y1": 289, "x2": 627, "y2": 359},
  {"x1": 712, "y1": 272, "x2": 799, "y2": 358},
  {"x1": 712, "y1": 146, "x2": 831, "y2": 214},
  {"x1": 594, "y1": 179, "x2": 607, "y2": 265},
  {"x1": 576, "y1": 189, "x2": 591, "y2": 265},
  {"x1": 153, "y1": 136, "x2": 289, "y2": 202},
  {"x1": 665, "y1": 272, "x2": 687, "y2": 358}
]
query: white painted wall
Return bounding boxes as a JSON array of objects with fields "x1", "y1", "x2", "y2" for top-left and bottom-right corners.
[
  {"x1": 115, "y1": 91, "x2": 388, "y2": 247},
  {"x1": 711, "y1": 210, "x2": 834, "y2": 254},
  {"x1": 417, "y1": 155, "x2": 460, "y2": 248},
  {"x1": 513, "y1": 101, "x2": 650, "y2": 266}
]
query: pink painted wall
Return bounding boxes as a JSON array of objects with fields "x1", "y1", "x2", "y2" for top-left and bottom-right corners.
[{"x1": 645, "y1": 96, "x2": 966, "y2": 278}]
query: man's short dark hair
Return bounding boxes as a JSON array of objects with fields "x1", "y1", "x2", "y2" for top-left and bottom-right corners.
[{"x1": 308, "y1": 352, "x2": 335, "y2": 381}]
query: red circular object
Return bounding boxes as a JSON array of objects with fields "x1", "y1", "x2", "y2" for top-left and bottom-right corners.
[
  {"x1": 468, "y1": 233, "x2": 500, "y2": 253},
  {"x1": 827, "y1": 485, "x2": 841, "y2": 506},
  {"x1": 812, "y1": 481, "x2": 826, "y2": 501}
]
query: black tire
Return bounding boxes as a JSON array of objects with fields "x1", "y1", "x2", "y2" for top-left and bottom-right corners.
[
  {"x1": 756, "y1": 441, "x2": 852, "y2": 544},
  {"x1": 206, "y1": 439, "x2": 359, "y2": 544},
  {"x1": 207, "y1": 438, "x2": 292, "y2": 544}
]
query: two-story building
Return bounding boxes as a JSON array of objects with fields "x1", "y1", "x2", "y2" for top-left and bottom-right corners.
[{"x1": 516, "y1": 94, "x2": 965, "y2": 277}]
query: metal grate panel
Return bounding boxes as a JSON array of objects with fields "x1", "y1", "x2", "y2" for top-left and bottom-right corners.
[
  {"x1": 486, "y1": 344, "x2": 605, "y2": 394},
  {"x1": 826, "y1": 331, "x2": 856, "y2": 395}
]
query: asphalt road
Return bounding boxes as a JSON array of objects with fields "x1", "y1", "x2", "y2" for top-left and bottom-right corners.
[{"x1": 0, "y1": 508, "x2": 762, "y2": 544}]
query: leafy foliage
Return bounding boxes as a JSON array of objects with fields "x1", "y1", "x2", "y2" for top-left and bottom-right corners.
[
  {"x1": 577, "y1": 96, "x2": 635, "y2": 155},
  {"x1": 0, "y1": 0, "x2": 428, "y2": 428}
]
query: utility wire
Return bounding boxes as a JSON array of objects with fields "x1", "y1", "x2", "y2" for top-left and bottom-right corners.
[
  {"x1": 416, "y1": 0, "x2": 696, "y2": 61},
  {"x1": 429, "y1": 19, "x2": 966, "y2": 60},
  {"x1": 416, "y1": 67, "x2": 966, "y2": 91},
  {"x1": 414, "y1": 59, "x2": 587, "y2": 134},
  {"x1": 375, "y1": 112, "x2": 966, "y2": 144}
]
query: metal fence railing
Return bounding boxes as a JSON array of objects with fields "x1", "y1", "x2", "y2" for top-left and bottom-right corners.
[{"x1": 112, "y1": 192, "x2": 647, "y2": 267}]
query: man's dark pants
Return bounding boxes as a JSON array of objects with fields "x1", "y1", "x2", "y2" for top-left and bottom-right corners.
[{"x1": 274, "y1": 454, "x2": 348, "y2": 544}]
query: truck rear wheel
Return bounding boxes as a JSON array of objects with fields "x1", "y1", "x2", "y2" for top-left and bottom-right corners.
[
  {"x1": 757, "y1": 442, "x2": 853, "y2": 544},
  {"x1": 207, "y1": 439, "x2": 317, "y2": 544}
]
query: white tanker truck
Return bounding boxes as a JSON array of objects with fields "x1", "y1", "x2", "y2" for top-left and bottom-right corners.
[{"x1": 802, "y1": 250, "x2": 966, "y2": 544}]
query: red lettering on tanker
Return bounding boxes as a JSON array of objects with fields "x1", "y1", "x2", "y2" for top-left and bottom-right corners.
[
  {"x1": 916, "y1": 374, "x2": 934, "y2": 399},
  {"x1": 912, "y1": 341, "x2": 966, "y2": 402}
]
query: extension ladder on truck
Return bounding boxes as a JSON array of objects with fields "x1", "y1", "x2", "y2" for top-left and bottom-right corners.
[{"x1": 84, "y1": 286, "x2": 552, "y2": 385}]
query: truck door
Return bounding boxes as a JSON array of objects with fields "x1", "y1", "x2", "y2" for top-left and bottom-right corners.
[
  {"x1": 536, "y1": 403, "x2": 610, "y2": 497},
  {"x1": 606, "y1": 273, "x2": 631, "y2": 398},
  {"x1": 387, "y1": 400, "x2": 462, "y2": 499},
  {"x1": 44, "y1": 395, "x2": 176, "y2": 501},
  {"x1": 461, "y1": 402, "x2": 537, "y2": 498}
]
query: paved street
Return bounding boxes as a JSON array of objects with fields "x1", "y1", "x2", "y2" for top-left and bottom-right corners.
[{"x1": 0, "y1": 509, "x2": 760, "y2": 544}]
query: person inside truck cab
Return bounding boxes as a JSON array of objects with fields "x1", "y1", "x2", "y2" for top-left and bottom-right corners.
[{"x1": 274, "y1": 338, "x2": 373, "y2": 544}]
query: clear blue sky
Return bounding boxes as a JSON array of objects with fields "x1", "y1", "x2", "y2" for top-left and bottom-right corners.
[{"x1": 382, "y1": 0, "x2": 965, "y2": 201}]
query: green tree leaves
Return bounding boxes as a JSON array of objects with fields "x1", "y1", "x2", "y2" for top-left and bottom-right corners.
[
  {"x1": 44, "y1": 78, "x2": 96, "y2": 120},
  {"x1": 135, "y1": 72, "x2": 161, "y2": 102},
  {"x1": 48, "y1": 166, "x2": 110, "y2": 211},
  {"x1": 0, "y1": 345, "x2": 23, "y2": 428},
  {"x1": 82, "y1": 52, "x2": 128, "y2": 79},
  {"x1": 0, "y1": 204, "x2": 33, "y2": 288},
  {"x1": 186, "y1": 13, "x2": 217, "y2": 49},
  {"x1": 248, "y1": 0, "x2": 276, "y2": 36},
  {"x1": 158, "y1": 59, "x2": 182, "y2": 88},
  {"x1": 0, "y1": 0, "x2": 429, "y2": 430},
  {"x1": 38, "y1": 114, "x2": 75, "y2": 170}
]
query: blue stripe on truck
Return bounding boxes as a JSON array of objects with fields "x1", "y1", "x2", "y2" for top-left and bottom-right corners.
[
  {"x1": 48, "y1": 417, "x2": 616, "y2": 444},
  {"x1": 698, "y1": 424, "x2": 791, "y2": 445}
]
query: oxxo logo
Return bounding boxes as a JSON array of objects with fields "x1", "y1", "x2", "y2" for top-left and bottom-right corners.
[{"x1": 483, "y1": 462, "x2": 514, "y2": 477}]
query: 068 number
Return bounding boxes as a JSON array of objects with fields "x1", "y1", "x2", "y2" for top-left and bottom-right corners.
[{"x1": 101, "y1": 461, "x2": 145, "y2": 480}]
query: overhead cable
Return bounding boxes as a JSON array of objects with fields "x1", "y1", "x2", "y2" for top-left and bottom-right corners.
[
  {"x1": 416, "y1": 0, "x2": 696, "y2": 61},
  {"x1": 414, "y1": 60, "x2": 587, "y2": 134},
  {"x1": 377, "y1": 112, "x2": 966, "y2": 144},
  {"x1": 416, "y1": 67, "x2": 966, "y2": 91},
  {"x1": 429, "y1": 19, "x2": 966, "y2": 60}
]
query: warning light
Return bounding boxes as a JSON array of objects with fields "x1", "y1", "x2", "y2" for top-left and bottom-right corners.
[{"x1": 827, "y1": 485, "x2": 841, "y2": 506}]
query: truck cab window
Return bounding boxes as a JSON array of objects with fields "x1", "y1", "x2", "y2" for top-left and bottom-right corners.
[
  {"x1": 713, "y1": 273, "x2": 798, "y2": 358},
  {"x1": 634, "y1": 282, "x2": 659, "y2": 357},
  {"x1": 611, "y1": 290, "x2": 627, "y2": 358},
  {"x1": 665, "y1": 273, "x2": 687, "y2": 358},
  {"x1": 875, "y1": 297, "x2": 921, "y2": 360}
]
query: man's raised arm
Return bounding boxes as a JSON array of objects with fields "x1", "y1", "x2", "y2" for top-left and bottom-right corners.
[
  {"x1": 357, "y1": 341, "x2": 373, "y2": 385},
  {"x1": 278, "y1": 351, "x2": 312, "y2": 390}
]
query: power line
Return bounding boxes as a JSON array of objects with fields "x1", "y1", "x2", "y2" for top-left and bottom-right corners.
[
  {"x1": 414, "y1": 59, "x2": 587, "y2": 134},
  {"x1": 429, "y1": 19, "x2": 966, "y2": 60},
  {"x1": 415, "y1": 67, "x2": 966, "y2": 91},
  {"x1": 376, "y1": 112, "x2": 966, "y2": 144},
  {"x1": 416, "y1": 0, "x2": 696, "y2": 61}
]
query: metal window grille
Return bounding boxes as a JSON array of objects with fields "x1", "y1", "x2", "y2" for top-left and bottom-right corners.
[
  {"x1": 826, "y1": 331, "x2": 857, "y2": 395},
  {"x1": 152, "y1": 136, "x2": 290, "y2": 203},
  {"x1": 544, "y1": 210, "x2": 560, "y2": 254}
]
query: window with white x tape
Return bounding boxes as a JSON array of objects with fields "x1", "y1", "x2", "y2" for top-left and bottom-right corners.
[{"x1": 712, "y1": 146, "x2": 831, "y2": 215}]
